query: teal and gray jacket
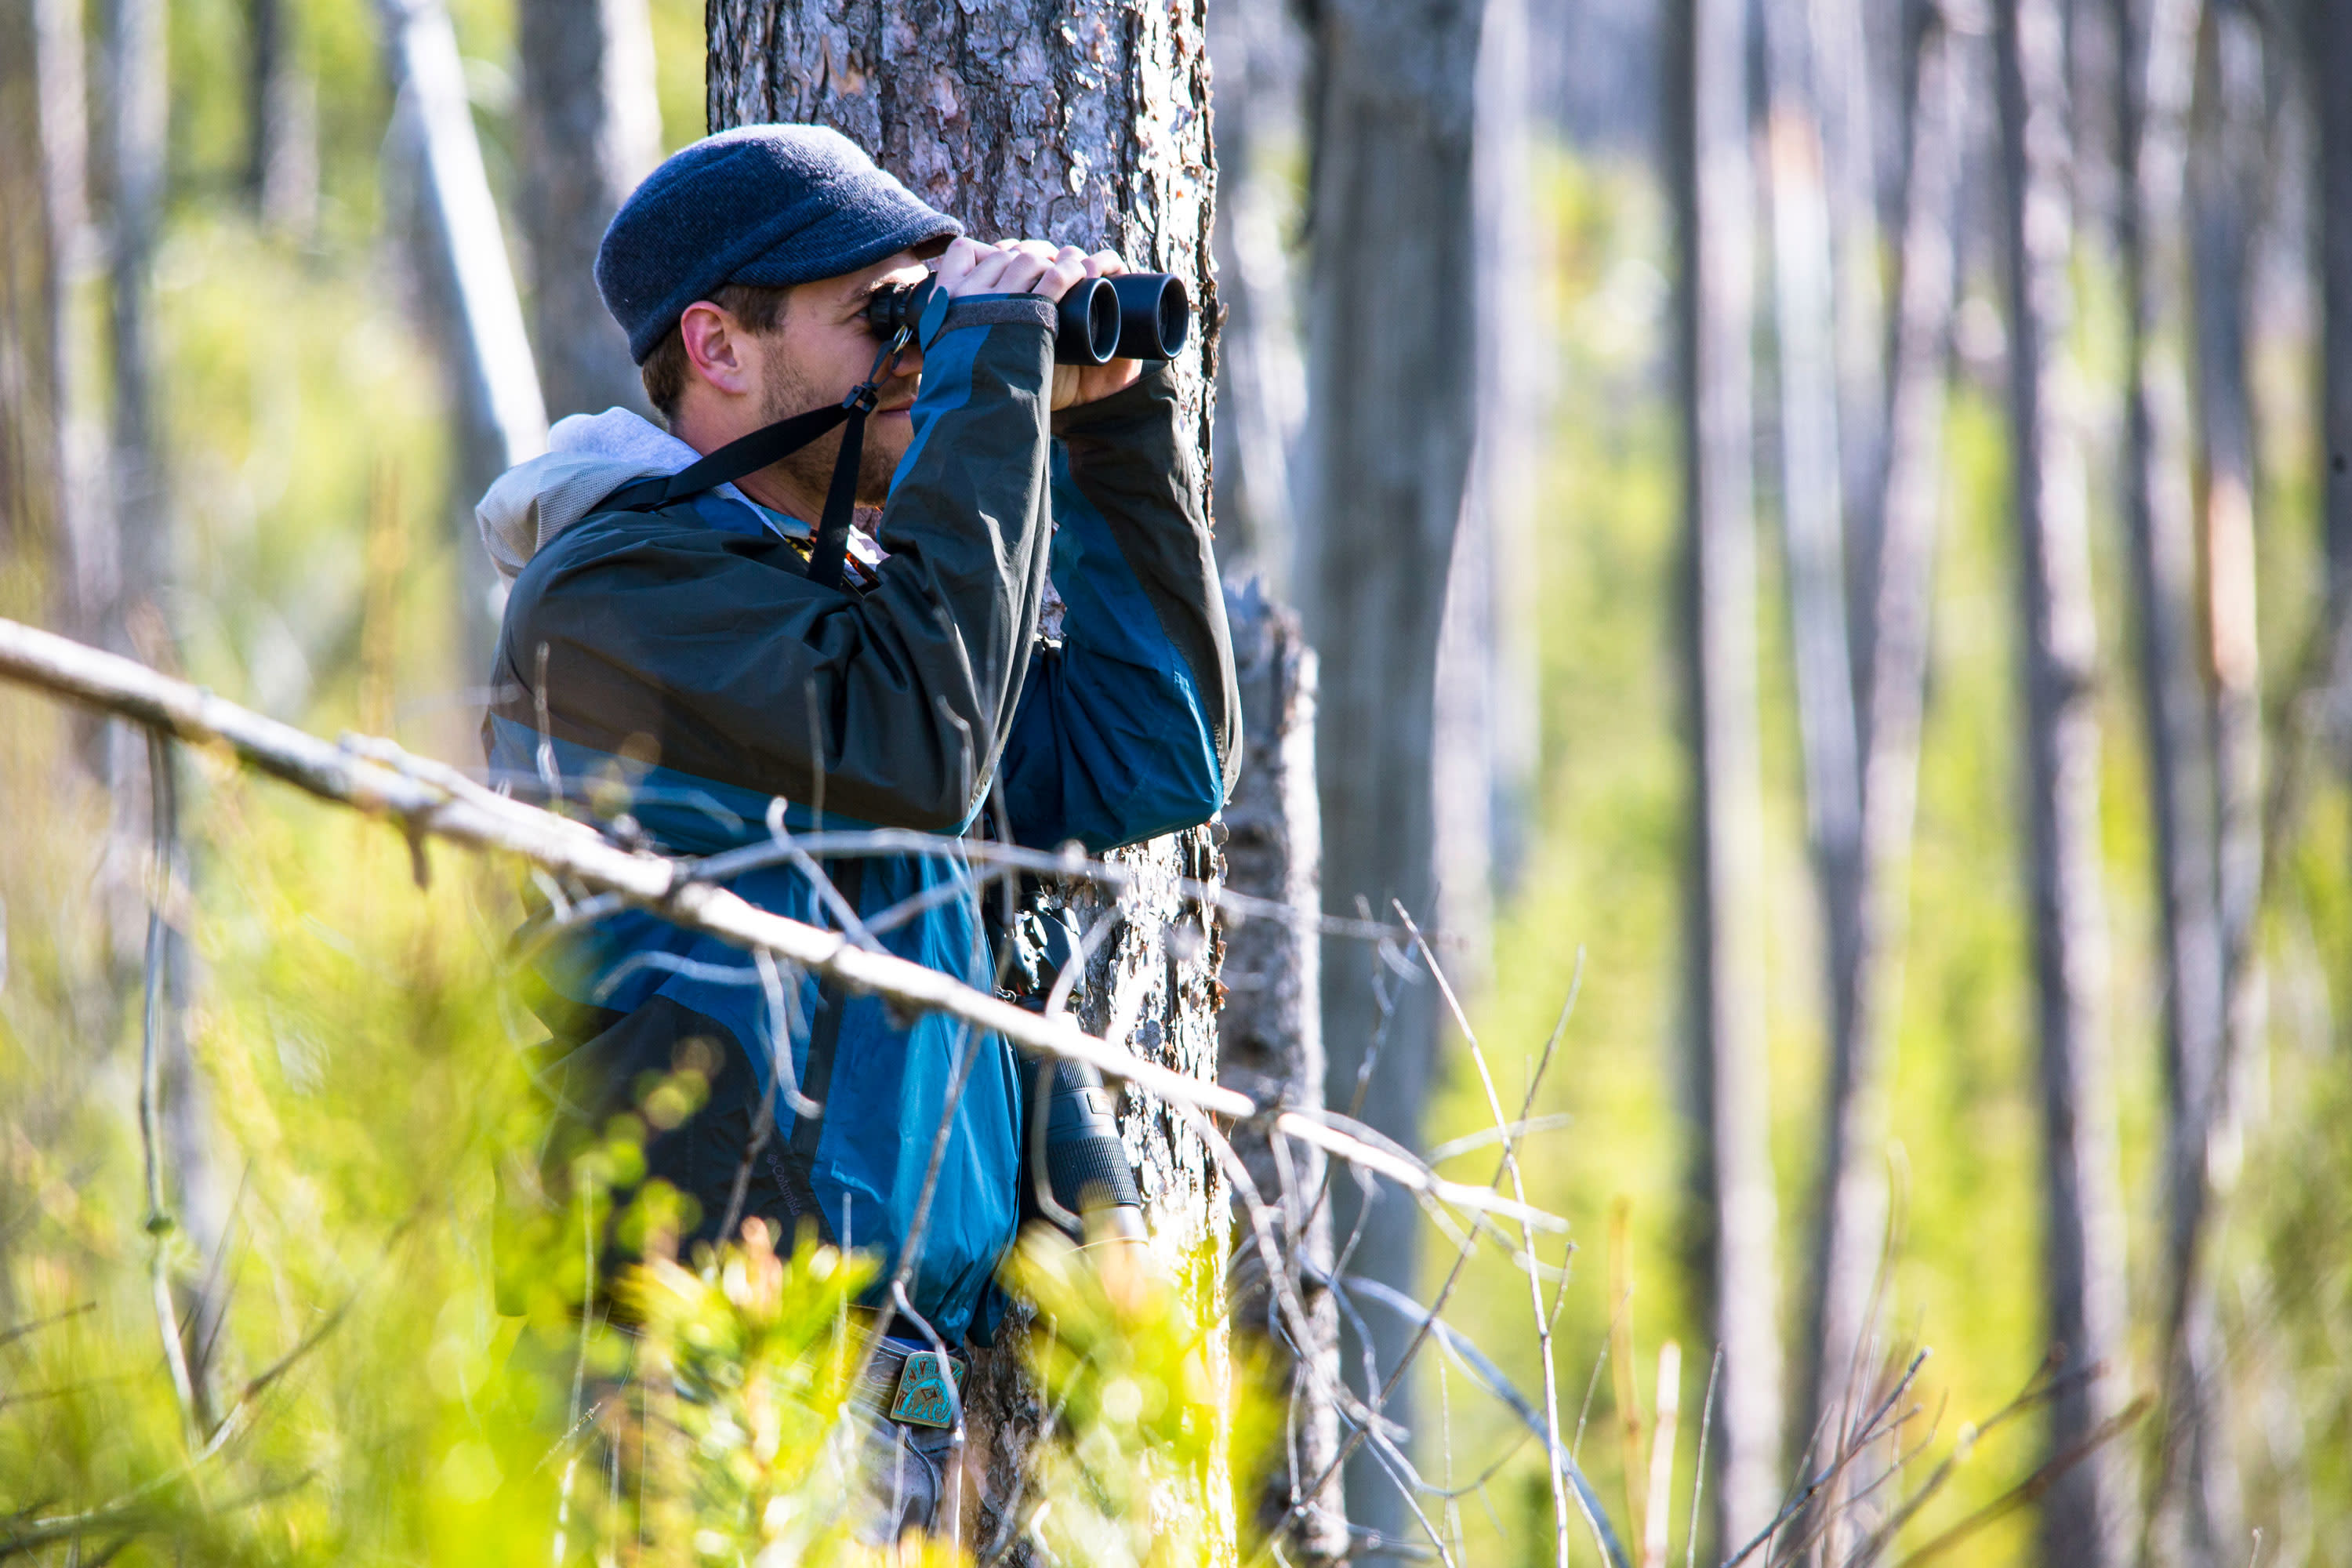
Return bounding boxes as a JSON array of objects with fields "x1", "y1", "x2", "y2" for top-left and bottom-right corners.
[{"x1": 477, "y1": 296, "x2": 1240, "y2": 1343}]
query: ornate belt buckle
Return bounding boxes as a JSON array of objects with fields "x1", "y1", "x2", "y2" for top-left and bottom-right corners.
[{"x1": 888, "y1": 1349, "x2": 967, "y2": 1430}]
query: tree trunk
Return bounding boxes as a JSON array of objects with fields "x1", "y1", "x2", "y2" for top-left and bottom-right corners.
[
  {"x1": 245, "y1": 0, "x2": 316, "y2": 234},
  {"x1": 2116, "y1": 1, "x2": 2245, "y2": 1560},
  {"x1": 1435, "y1": 0, "x2": 1539, "y2": 963},
  {"x1": 1, "y1": 0, "x2": 77, "y2": 582},
  {"x1": 2318, "y1": 0, "x2": 2352, "y2": 590},
  {"x1": 1218, "y1": 582, "x2": 1346, "y2": 1563},
  {"x1": 1205, "y1": 0, "x2": 1305, "y2": 591},
  {"x1": 101, "y1": 0, "x2": 164, "y2": 646},
  {"x1": 1809, "y1": 0, "x2": 1886, "y2": 665},
  {"x1": 1294, "y1": 0, "x2": 1485, "y2": 1540},
  {"x1": 517, "y1": 0, "x2": 662, "y2": 422},
  {"x1": 1801, "y1": 0, "x2": 1969, "y2": 1515},
  {"x1": 29, "y1": 0, "x2": 107, "y2": 645},
  {"x1": 1670, "y1": 0, "x2": 1780, "y2": 1550},
  {"x1": 2157, "y1": 7, "x2": 2269, "y2": 1558},
  {"x1": 377, "y1": 0, "x2": 550, "y2": 680},
  {"x1": 1761, "y1": 19, "x2": 1864, "y2": 1514},
  {"x1": 1994, "y1": 0, "x2": 2133, "y2": 1559},
  {"x1": 703, "y1": 7, "x2": 1231, "y2": 1556}
]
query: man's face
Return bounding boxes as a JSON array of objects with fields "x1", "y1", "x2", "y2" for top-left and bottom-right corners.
[{"x1": 753, "y1": 249, "x2": 931, "y2": 507}]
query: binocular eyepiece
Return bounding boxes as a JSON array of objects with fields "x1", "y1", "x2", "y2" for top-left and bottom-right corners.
[{"x1": 866, "y1": 271, "x2": 1192, "y2": 366}]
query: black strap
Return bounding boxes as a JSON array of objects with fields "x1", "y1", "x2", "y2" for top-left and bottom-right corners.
[
  {"x1": 604, "y1": 331, "x2": 910, "y2": 595},
  {"x1": 786, "y1": 858, "x2": 867, "y2": 1206}
]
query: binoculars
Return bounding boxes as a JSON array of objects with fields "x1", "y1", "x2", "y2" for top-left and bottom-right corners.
[{"x1": 866, "y1": 271, "x2": 1192, "y2": 365}]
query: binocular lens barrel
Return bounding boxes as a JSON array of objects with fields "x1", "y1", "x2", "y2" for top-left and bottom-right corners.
[
  {"x1": 1109, "y1": 273, "x2": 1190, "y2": 361},
  {"x1": 1055, "y1": 278, "x2": 1123, "y2": 365},
  {"x1": 865, "y1": 272, "x2": 1192, "y2": 366}
]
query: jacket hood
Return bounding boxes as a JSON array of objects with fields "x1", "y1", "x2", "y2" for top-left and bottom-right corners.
[{"x1": 476, "y1": 408, "x2": 752, "y2": 583}]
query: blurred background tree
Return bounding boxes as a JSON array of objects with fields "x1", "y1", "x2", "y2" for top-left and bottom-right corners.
[{"x1": 3, "y1": 0, "x2": 2352, "y2": 1563}]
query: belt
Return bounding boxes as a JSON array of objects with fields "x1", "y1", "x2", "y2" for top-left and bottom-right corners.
[{"x1": 854, "y1": 1338, "x2": 969, "y2": 1431}]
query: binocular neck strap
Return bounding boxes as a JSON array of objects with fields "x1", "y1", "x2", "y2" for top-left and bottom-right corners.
[{"x1": 621, "y1": 331, "x2": 912, "y2": 593}]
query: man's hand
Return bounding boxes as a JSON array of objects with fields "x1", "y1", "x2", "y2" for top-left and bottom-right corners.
[{"x1": 932, "y1": 238, "x2": 1144, "y2": 411}]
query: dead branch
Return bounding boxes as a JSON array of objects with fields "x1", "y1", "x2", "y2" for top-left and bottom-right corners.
[{"x1": 0, "y1": 617, "x2": 1563, "y2": 1236}]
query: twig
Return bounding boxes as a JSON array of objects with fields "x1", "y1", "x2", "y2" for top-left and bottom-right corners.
[
  {"x1": 1686, "y1": 1346, "x2": 1721, "y2": 1568},
  {"x1": 1895, "y1": 1396, "x2": 2151, "y2": 1566},
  {"x1": 1399, "y1": 906, "x2": 1581, "y2": 1568},
  {"x1": 0, "y1": 1302, "x2": 96, "y2": 1351},
  {"x1": 1718, "y1": 1349, "x2": 1929, "y2": 1568},
  {"x1": 138, "y1": 729, "x2": 198, "y2": 1449},
  {"x1": 1838, "y1": 1350, "x2": 2087, "y2": 1566}
]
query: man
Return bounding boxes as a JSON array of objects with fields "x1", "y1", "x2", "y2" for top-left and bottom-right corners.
[{"x1": 474, "y1": 124, "x2": 1238, "y2": 1533}]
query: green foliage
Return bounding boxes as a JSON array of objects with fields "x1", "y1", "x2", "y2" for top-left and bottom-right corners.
[
  {"x1": 0, "y1": 743, "x2": 1264, "y2": 1562},
  {"x1": 1000, "y1": 1226, "x2": 1261, "y2": 1566}
]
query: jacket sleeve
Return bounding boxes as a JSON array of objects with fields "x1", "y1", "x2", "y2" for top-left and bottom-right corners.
[
  {"x1": 996, "y1": 365, "x2": 1242, "y2": 853},
  {"x1": 490, "y1": 299, "x2": 1059, "y2": 833}
]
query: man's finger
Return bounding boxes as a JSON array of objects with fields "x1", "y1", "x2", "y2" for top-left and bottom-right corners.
[
  {"x1": 1085, "y1": 249, "x2": 1127, "y2": 279},
  {"x1": 1039, "y1": 254, "x2": 1088, "y2": 300},
  {"x1": 935, "y1": 237, "x2": 983, "y2": 292},
  {"x1": 995, "y1": 252, "x2": 1054, "y2": 296}
]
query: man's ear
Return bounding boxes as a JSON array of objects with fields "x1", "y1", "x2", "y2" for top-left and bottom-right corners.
[{"x1": 678, "y1": 301, "x2": 757, "y2": 398}]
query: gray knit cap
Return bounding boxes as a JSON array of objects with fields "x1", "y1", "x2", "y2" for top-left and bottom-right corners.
[{"x1": 595, "y1": 125, "x2": 964, "y2": 364}]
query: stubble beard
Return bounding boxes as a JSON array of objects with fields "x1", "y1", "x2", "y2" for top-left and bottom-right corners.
[{"x1": 761, "y1": 365, "x2": 910, "y2": 512}]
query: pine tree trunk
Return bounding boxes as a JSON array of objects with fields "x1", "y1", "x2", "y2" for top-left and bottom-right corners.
[
  {"x1": 1218, "y1": 583, "x2": 1345, "y2": 1563},
  {"x1": 31, "y1": 0, "x2": 106, "y2": 646},
  {"x1": 703, "y1": 8, "x2": 1230, "y2": 1557},
  {"x1": 0, "y1": 0, "x2": 78, "y2": 582},
  {"x1": 1206, "y1": 0, "x2": 1305, "y2": 590},
  {"x1": 2161, "y1": 7, "x2": 2269, "y2": 1556},
  {"x1": 1761, "y1": 25, "x2": 1864, "y2": 1519},
  {"x1": 101, "y1": 0, "x2": 164, "y2": 647},
  {"x1": 1994, "y1": 0, "x2": 2132, "y2": 1559},
  {"x1": 1812, "y1": 0, "x2": 1884, "y2": 624},
  {"x1": 1802, "y1": 0, "x2": 1969, "y2": 1523},
  {"x1": 2117, "y1": 2, "x2": 2245, "y2": 1559},
  {"x1": 1434, "y1": 0, "x2": 1538, "y2": 961},
  {"x1": 2313, "y1": 0, "x2": 2352, "y2": 593},
  {"x1": 1670, "y1": 0, "x2": 1781, "y2": 1548},
  {"x1": 377, "y1": 0, "x2": 549, "y2": 677},
  {"x1": 244, "y1": 0, "x2": 316, "y2": 234},
  {"x1": 1294, "y1": 0, "x2": 1484, "y2": 1539},
  {"x1": 517, "y1": 0, "x2": 661, "y2": 421}
]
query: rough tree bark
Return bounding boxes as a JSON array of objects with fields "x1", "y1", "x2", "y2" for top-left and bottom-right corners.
[
  {"x1": 1670, "y1": 0, "x2": 1780, "y2": 1549},
  {"x1": 377, "y1": 0, "x2": 550, "y2": 677},
  {"x1": 702, "y1": 5, "x2": 1232, "y2": 1554},
  {"x1": 1294, "y1": 0, "x2": 1484, "y2": 1539},
  {"x1": 1218, "y1": 583, "x2": 1345, "y2": 1563},
  {"x1": 1994, "y1": 0, "x2": 2133, "y2": 1559},
  {"x1": 517, "y1": 0, "x2": 662, "y2": 421},
  {"x1": 1801, "y1": 0, "x2": 1969, "y2": 1514}
]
